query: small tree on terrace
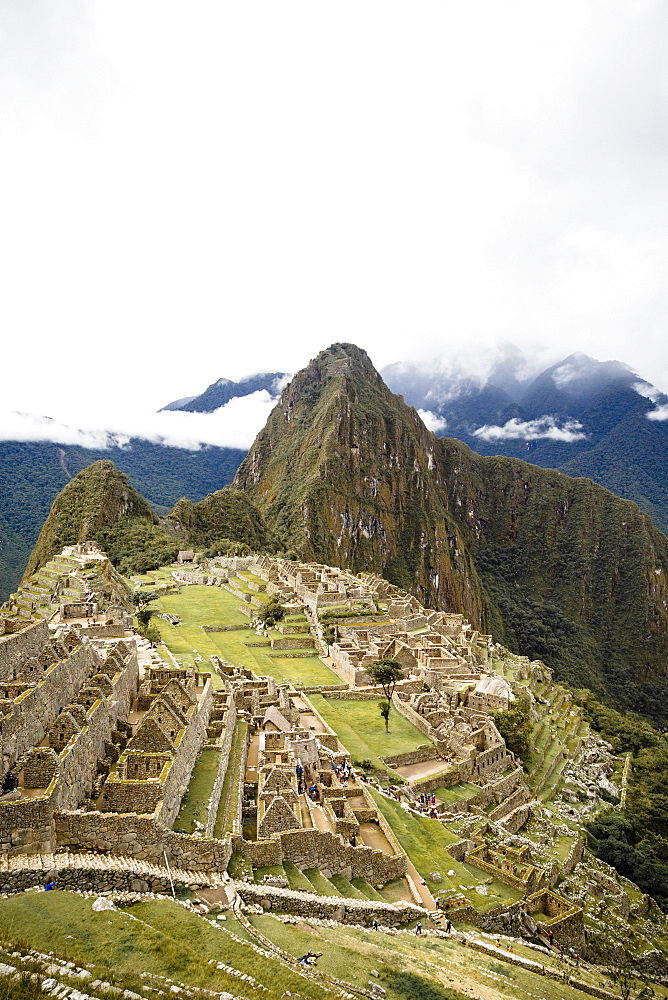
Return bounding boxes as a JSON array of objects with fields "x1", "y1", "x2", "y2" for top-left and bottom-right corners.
[
  {"x1": 257, "y1": 596, "x2": 286, "y2": 629},
  {"x1": 368, "y1": 659, "x2": 403, "y2": 731},
  {"x1": 368, "y1": 659, "x2": 403, "y2": 701},
  {"x1": 379, "y1": 701, "x2": 391, "y2": 732}
]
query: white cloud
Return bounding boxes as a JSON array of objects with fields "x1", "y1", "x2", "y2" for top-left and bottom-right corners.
[
  {"x1": 0, "y1": 390, "x2": 277, "y2": 451},
  {"x1": 552, "y1": 363, "x2": 579, "y2": 389},
  {"x1": 634, "y1": 380, "x2": 664, "y2": 404},
  {"x1": 647, "y1": 404, "x2": 668, "y2": 422},
  {"x1": 473, "y1": 416, "x2": 587, "y2": 443},
  {"x1": 3, "y1": 1, "x2": 668, "y2": 421},
  {"x1": 418, "y1": 409, "x2": 448, "y2": 433}
]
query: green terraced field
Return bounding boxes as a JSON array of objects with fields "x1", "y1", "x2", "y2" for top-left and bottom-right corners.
[
  {"x1": 153, "y1": 584, "x2": 342, "y2": 686},
  {"x1": 308, "y1": 693, "x2": 431, "y2": 765}
]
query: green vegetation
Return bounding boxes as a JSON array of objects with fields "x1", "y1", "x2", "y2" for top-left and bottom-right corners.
[
  {"x1": 367, "y1": 658, "x2": 403, "y2": 701},
  {"x1": 173, "y1": 747, "x2": 220, "y2": 833},
  {"x1": 154, "y1": 583, "x2": 341, "y2": 686},
  {"x1": 582, "y1": 696, "x2": 668, "y2": 910},
  {"x1": 0, "y1": 438, "x2": 245, "y2": 602},
  {"x1": 257, "y1": 594, "x2": 286, "y2": 627},
  {"x1": 170, "y1": 487, "x2": 270, "y2": 550},
  {"x1": 23, "y1": 460, "x2": 181, "y2": 581},
  {"x1": 308, "y1": 694, "x2": 428, "y2": 765},
  {"x1": 490, "y1": 691, "x2": 532, "y2": 761}
]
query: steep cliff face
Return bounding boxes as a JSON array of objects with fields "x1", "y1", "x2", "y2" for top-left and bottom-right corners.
[
  {"x1": 236, "y1": 344, "x2": 668, "y2": 716},
  {"x1": 234, "y1": 344, "x2": 485, "y2": 622},
  {"x1": 434, "y1": 442, "x2": 668, "y2": 706}
]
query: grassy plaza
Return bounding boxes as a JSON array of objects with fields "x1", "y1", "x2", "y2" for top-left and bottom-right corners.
[{"x1": 151, "y1": 582, "x2": 342, "y2": 687}]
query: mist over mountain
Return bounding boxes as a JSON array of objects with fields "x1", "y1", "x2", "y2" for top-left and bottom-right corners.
[
  {"x1": 160, "y1": 372, "x2": 290, "y2": 413},
  {"x1": 382, "y1": 349, "x2": 668, "y2": 532}
]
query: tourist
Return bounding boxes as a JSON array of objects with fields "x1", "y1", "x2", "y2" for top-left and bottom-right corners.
[
  {"x1": 446, "y1": 919, "x2": 452, "y2": 934},
  {"x1": 372, "y1": 918, "x2": 379, "y2": 930},
  {"x1": 415, "y1": 921, "x2": 422, "y2": 935},
  {"x1": 548, "y1": 930, "x2": 553, "y2": 947}
]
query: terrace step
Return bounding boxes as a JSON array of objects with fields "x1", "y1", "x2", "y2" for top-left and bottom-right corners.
[
  {"x1": 303, "y1": 867, "x2": 344, "y2": 896},
  {"x1": 350, "y1": 878, "x2": 384, "y2": 901}
]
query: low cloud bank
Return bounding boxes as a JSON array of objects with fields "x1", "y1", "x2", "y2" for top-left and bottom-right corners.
[
  {"x1": 0, "y1": 390, "x2": 277, "y2": 451},
  {"x1": 418, "y1": 409, "x2": 448, "y2": 433},
  {"x1": 473, "y1": 416, "x2": 587, "y2": 443}
]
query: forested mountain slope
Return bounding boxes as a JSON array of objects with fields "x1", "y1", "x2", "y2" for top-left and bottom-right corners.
[{"x1": 235, "y1": 343, "x2": 668, "y2": 717}]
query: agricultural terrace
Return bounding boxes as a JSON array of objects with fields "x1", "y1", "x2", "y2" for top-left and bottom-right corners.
[{"x1": 151, "y1": 583, "x2": 342, "y2": 687}]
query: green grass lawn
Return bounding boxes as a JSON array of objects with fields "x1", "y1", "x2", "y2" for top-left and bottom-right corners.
[
  {"x1": 173, "y1": 747, "x2": 220, "y2": 833},
  {"x1": 369, "y1": 789, "x2": 524, "y2": 911},
  {"x1": 0, "y1": 891, "x2": 272, "y2": 999},
  {"x1": 214, "y1": 719, "x2": 247, "y2": 838},
  {"x1": 432, "y1": 782, "x2": 480, "y2": 805},
  {"x1": 153, "y1": 585, "x2": 342, "y2": 687},
  {"x1": 128, "y1": 899, "x2": 337, "y2": 999},
  {"x1": 308, "y1": 694, "x2": 431, "y2": 766}
]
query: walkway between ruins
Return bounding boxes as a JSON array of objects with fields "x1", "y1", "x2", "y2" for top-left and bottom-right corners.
[{"x1": 395, "y1": 758, "x2": 455, "y2": 781}]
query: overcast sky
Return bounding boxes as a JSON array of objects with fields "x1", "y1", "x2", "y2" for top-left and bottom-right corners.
[{"x1": 2, "y1": 1, "x2": 668, "y2": 449}]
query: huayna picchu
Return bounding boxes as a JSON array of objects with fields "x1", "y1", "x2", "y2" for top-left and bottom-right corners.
[{"x1": 234, "y1": 343, "x2": 668, "y2": 719}]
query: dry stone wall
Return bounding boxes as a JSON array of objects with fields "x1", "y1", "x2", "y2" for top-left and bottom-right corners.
[{"x1": 236, "y1": 881, "x2": 426, "y2": 925}]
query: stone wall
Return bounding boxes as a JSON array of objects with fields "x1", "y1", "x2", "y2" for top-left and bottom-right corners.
[
  {"x1": 158, "y1": 679, "x2": 214, "y2": 827},
  {"x1": 235, "y1": 881, "x2": 426, "y2": 925},
  {"x1": 381, "y1": 747, "x2": 439, "y2": 768},
  {"x1": 206, "y1": 704, "x2": 238, "y2": 837},
  {"x1": 54, "y1": 810, "x2": 232, "y2": 871},
  {"x1": 233, "y1": 826, "x2": 406, "y2": 886},
  {"x1": 0, "y1": 782, "x2": 57, "y2": 855},
  {"x1": 1, "y1": 644, "x2": 92, "y2": 767},
  {"x1": 0, "y1": 621, "x2": 50, "y2": 683}
]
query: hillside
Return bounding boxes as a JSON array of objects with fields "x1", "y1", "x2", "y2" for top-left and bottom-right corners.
[
  {"x1": 236, "y1": 343, "x2": 668, "y2": 718},
  {"x1": 23, "y1": 460, "x2": 181, "y2": 580},
  {"x1": 383, "y1": 350, "x2": 668, "y2": 533},
  {"x1": 169, "y1": 487, "x2": 270, "y2": 551},
  {"x1": 0, "y1": 438, "x2": 245, "y2": 601}
]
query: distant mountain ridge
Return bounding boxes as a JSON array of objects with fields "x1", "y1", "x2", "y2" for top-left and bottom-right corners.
[
  {"x1": 382, "y1": 349, "x2": 668, "y2": 533},
  {"x1": 160, "y1": 371, "x2": 289, "y2": 412}
]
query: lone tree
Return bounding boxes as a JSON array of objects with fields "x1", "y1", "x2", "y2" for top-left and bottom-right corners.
[
  {"x1": 368, "y1": 659, "x2": 403, "y2": 731},
  {"x1": 378, "y1": 701, "x2": 391, "y2": 732},
  {"x1": 131, "y1": 590, "x2": 160, "y2": 608},
  {"x1": 368, "y1": 659, "x2": 403, "y2": 701},
  {"x1": 257, "y1": 596, "x2": 286, "y2": 629}
]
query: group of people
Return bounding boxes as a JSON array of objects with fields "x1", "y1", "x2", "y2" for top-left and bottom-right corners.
[
  {"x1": 413, "y1": 792, "x2": 439, "y2": 818},
  {"x1": 331, "y1": 759, "x2": 353, "y2": 787}
]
